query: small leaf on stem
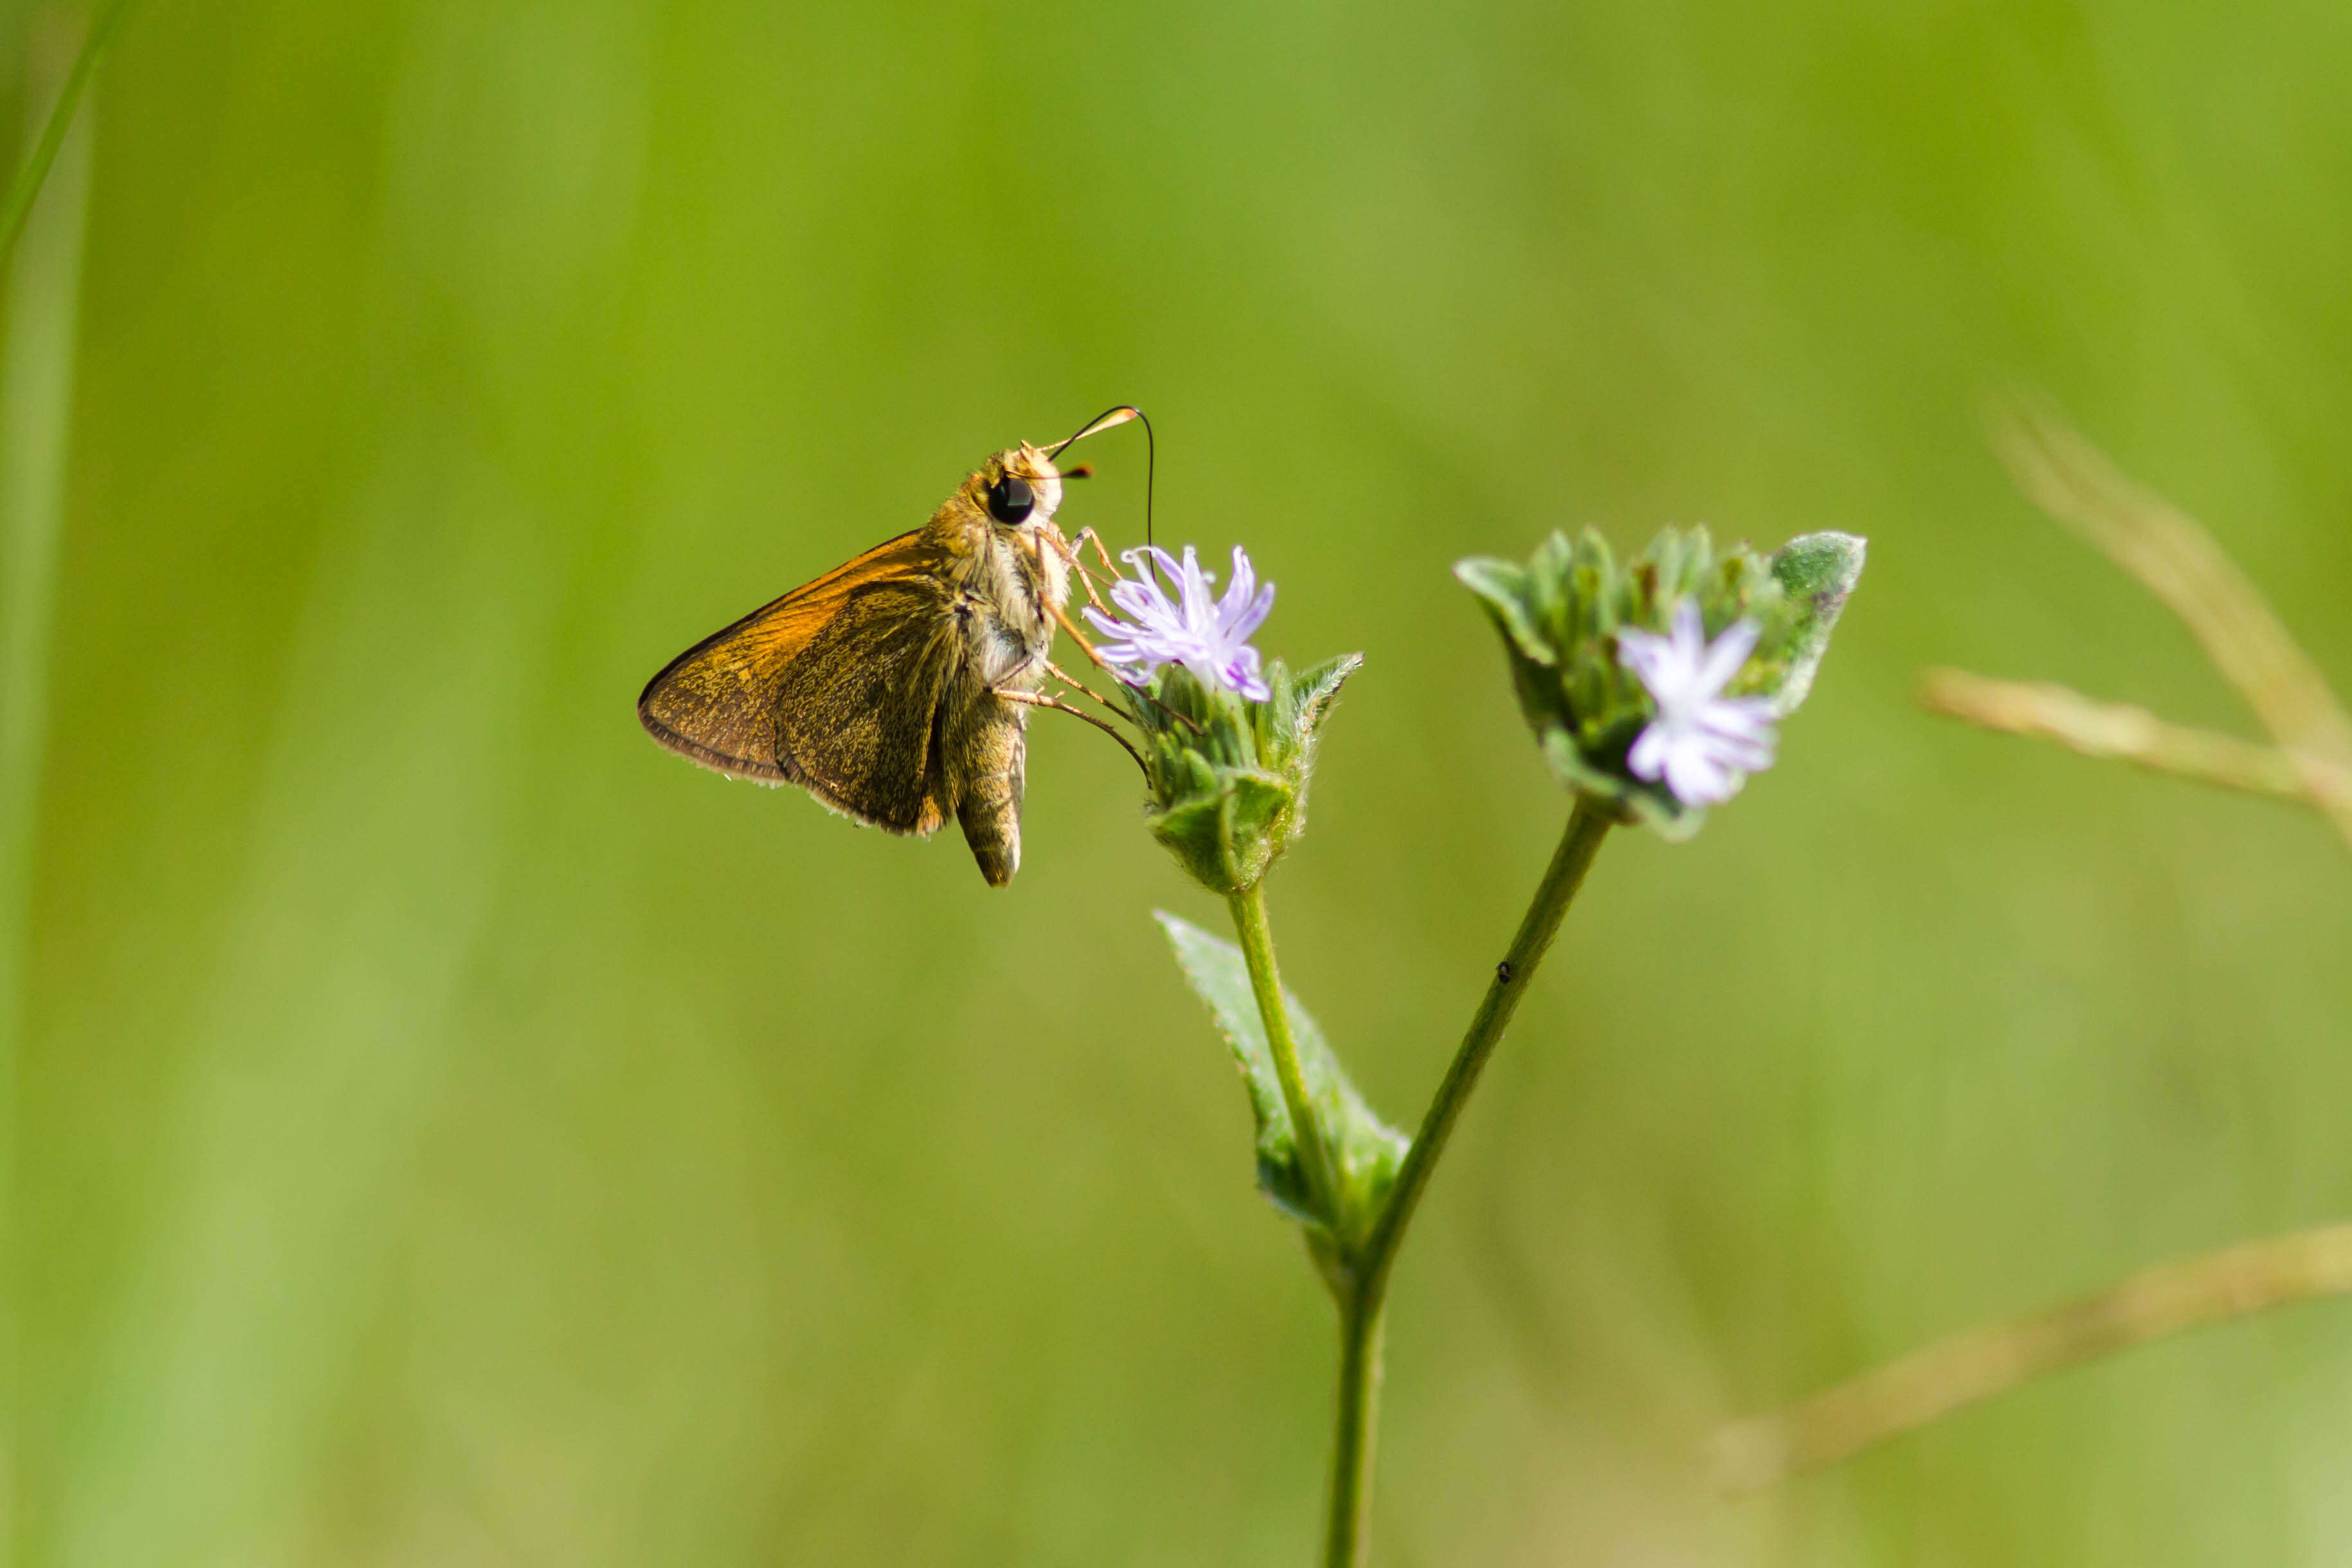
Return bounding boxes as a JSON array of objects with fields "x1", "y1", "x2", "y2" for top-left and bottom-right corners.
[{"x1": 1155, "y1": 911, "x2": 1407, "y2": 1239}]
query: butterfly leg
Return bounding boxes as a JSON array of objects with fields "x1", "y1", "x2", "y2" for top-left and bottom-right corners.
[
  {"x1": 1042, "y1": 659, "x2": 1128, "y2": 721},
  {"x1": 1063, "y1": 528, "x2": 1121, "y2": 614},
  {"x1": 1071, "y1": 526, "x2": 1119, "y2": 576},
  {"x1": 993, "y1": 688, "x2": 1148, "y2": 777},
  {"x1": 1028, "y1": 530, "x2": 1112, "y2": 669}
]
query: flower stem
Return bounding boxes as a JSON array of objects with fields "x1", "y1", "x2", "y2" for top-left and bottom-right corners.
[
  {"x1": 1227, "y1": 884, "x2": 1341, "y2": 1229},
  {"x1": 1319, "y1": 798, "x2": 1613, "y2": 1568},
  {"x1": 1358, "y1": 797, "x2": 1613, "y2": 1303},
  {"x1": 1323, "y1": 1294, "x2": 1383, "y2": 1568}
]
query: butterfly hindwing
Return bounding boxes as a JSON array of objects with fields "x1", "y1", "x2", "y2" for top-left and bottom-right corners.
[{"x1": 770, "y1": 576, "x2": 961, "y2": 833}]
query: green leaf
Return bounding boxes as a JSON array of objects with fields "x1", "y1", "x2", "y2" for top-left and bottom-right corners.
[
  {"x1": 1767, "y1": 531, "x2": 1867, "y2": 717},
  {"x1": 1154, "y1": 911, "x2": 1409, "y2": 1237}
]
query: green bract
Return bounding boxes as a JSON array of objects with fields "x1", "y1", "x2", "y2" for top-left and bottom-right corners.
[
  {"x1": 1456, "y1": 526, "x2": 1865, "y2": 839},
  {"x1": 1114, "y1": 654, "x2": 1362, "y2": 895}
]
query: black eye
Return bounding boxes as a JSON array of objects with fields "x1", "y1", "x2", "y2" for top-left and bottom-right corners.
[{"x1": 986, "y1": 474, "x2": 1035, "y2": 524}]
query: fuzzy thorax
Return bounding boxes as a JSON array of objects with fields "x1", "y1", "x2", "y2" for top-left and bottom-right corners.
[{"x1": 930, "y1": 440, "x2": 1073, "y2": 692}]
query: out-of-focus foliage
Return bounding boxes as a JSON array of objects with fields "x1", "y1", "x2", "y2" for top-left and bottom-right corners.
[{"x1": 14, "y1": 0, "x2": 2352, "y2": 1564}]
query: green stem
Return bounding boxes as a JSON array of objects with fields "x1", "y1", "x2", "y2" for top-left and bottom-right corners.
[
  {"x1": 1229, "y1": 803, "x2": 1612, "y2": 1567},
  {"x1": 1315, "y1": 799, "x2": 1613, "y2": 1568},
  {"x1": 1358, "y1": 797, "x2": 1613, "y2": 1303},
  {"x1": 1227, "y1": 883, "x2": 1341, "y2": 1230},
  {"x1": 0, "y1": 0, "x2": 134, "y2": 270},
  {"x1": 1323, "y1": 1294, "x2": 1382, "y2": 1568}
]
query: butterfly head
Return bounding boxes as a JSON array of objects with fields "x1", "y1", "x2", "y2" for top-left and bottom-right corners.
[
  {"x1": 972, "y1": 443, "x2": 1067, "y2": 537},
  {"x1": 967, "y1": 406, "x2": 1141, "y2": 540}
]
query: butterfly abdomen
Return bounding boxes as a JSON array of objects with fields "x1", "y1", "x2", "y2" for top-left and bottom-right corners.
[{"x1": 947, "y1": 690, "x2": 1028, "y2": 886}]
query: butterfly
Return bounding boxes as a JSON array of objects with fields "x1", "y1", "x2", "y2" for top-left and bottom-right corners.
[{"x1": 637, "y1": 408, "x2": 1139, "y2": 885}]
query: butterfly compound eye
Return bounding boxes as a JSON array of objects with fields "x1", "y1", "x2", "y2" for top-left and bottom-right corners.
[{"x1": 986, "y1": 474, "x2": 1035, "y2": 525}]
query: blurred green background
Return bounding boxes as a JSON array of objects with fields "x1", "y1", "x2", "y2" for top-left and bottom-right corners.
[{"x1": 9, "y1": 0, "x2": 2352, "y2": 1562}]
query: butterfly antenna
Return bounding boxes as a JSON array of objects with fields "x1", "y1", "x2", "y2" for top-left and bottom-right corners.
[
  {"x1": 1139, "y1": 409, "x2": 1155, "y2": 550},
  {"x1": 1047, "y1": 404, "x2": 1155, "y2": 550}
]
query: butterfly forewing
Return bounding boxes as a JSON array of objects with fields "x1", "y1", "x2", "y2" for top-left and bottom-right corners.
[{"x1": 637, "y1": 528, "x2": 959, "y2": 831}]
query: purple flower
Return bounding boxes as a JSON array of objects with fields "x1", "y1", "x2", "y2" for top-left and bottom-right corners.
[
  {"x1": 1085, "y1": 545, "x2": 1276, "y2": 702},
  {"x1": 1616, "y1": 600, "x2": 1778, "y2": 807}
]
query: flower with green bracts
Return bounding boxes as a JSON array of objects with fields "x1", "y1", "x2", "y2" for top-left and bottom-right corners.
[
  {"x1": 1088, "y1": 542, "x2": 1359, "y2": 893},
  {"x1": 1456, "y1": 526, "x2": 1864, "y2": 839}
]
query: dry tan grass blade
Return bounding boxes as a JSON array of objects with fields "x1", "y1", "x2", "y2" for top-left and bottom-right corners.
[
  {"x1": 1920, "y1": 668, "x2": 2352, "y2": 810},
  {"x1": 1712, "y1": 1222, "x2": 2352, "y2": 1492},
  {"x1": 1992, "y1": 407, "x2": 2352, "y2": 844}
]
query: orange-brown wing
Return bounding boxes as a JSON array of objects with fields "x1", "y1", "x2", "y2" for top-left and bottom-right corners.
[{"x1": 637, "y1": 531, "x2": 958, "y2": 833}]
